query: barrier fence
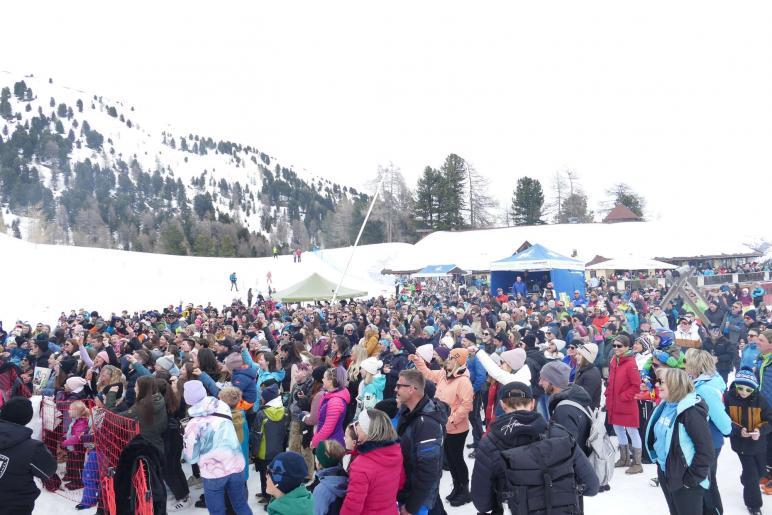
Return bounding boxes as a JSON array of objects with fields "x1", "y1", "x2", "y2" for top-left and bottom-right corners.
[{"x1": 40, "y1": 398, "x2": 145, "y2": 515}]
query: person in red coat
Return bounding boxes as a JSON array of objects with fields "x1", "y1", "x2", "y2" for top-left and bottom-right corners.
[
  {"x1": 605, "y1": 334, "x2": 644, "y2": 474},
  {"x1": 341, "y1": 409, "x2": 406, "y2": 515}
]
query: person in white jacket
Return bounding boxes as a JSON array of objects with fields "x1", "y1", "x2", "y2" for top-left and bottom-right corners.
[{"x1": 474, "y1": 347, "x2": 531, "y2": 386}]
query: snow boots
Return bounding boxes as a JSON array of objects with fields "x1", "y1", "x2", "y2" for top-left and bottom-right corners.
[
  {"x1": 448, "y1": 482, "x2": 471, "y2": 507},
  {"x1": 625, "y1": 448, "x2": 643, "y2": 475},
  {"x1": 615, "y1": 444, "x2": 630, "y2": 468}
]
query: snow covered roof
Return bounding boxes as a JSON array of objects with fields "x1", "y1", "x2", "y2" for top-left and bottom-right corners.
[
  {"x1": 585, "y1": 256, "x2": 677, "y2": 270},
  {"x1": 384, "y1": 221, "x2": 762, "y2": 274},
  {"x1": 411, "y1": 264, "x2": 467, "y2": 277},
  {"x1": 490, "y1": 244, "x2": 584, "y2": 271}
]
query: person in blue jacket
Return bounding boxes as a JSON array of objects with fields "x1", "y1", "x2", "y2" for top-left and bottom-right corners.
[
  {"x1": 685, "y1": 349, "x2": 733, "y2": 515},
  {"x1": 646, "y1": 368, "x2": 714, "y2": 515},
  {"x1": 463, "y1": 333, "x2": 487, "y2": 453}
]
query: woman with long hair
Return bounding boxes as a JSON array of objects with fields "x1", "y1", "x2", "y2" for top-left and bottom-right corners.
[
  {"x1": 606, "y1": 334, "x2": 644, "y2": 475},
  {"x1": 154, "y1": 372, "x2": 191, "y2": 510},
  {"x1": 346, "y1": 346, "x2": 369, "y2": 425},
  {"x1": 121, "y1": 375, "x2": 167, "y2": 456}
]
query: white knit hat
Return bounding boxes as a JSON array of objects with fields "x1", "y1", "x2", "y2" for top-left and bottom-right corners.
[
  {"x1": 361, "y1": 357, "x2": 383, "y2": 375},
  {"x1": 416, "y1": 344, "x2": 434, "y2": 364},
  {"x1": 441, "y1": 336, "x2": 455, "y2": 348}
]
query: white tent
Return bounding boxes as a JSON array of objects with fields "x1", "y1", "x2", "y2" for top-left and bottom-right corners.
[{"x1": 586, "y1": 256, "x2": 677, "y2": 270}]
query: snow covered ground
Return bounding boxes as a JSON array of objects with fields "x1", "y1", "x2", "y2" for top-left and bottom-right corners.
[
  {"x1": 32, "y1": 428, "x2": 749, "y2": 515},
  {"x1": 0, "y1": 232, "x2": 404, "y2": 326}
]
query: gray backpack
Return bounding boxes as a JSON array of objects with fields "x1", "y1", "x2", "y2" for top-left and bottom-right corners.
[{"x1": 557, "y1": 400, "x2": 615, "y2": 487}]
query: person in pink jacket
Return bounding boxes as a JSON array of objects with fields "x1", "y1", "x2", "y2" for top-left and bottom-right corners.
[
  {"x1": 341, "y1": 409, "x2": 406, "y2": 515},
  {"x1": 409, "y1": 347, "x2": 474, "y2": 507},
  {"x1": 311, "y1": 367, "x2": 351, "y2": 449}
]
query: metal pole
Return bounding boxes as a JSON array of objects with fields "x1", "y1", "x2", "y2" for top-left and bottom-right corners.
[{"x1": 332, "y1": 178, "x2": 383, "y2": 303}]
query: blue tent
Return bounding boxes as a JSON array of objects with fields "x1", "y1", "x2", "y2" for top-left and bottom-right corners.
[
  {"x1": 411, "y1": 264, "x2": 467, "y2": 278},
  {"x1": 489, "y1": 244, "x2": 585, "y2": 299}
]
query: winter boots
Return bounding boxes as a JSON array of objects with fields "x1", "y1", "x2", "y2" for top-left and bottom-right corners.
[
  {"x1": 625, "y1": 448, "x2": 643, "y2": 475},
  {"x1": 448, "y1": 482, "x2": 471, "y2": 507},
  {"x1": 445, "y1": 484, "x2": 459, "y2": 501},
  {"x1": 615, "y1": 444, "x2": 630, "y2": 468}
]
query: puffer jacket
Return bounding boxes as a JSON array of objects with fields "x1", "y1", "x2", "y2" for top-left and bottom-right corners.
[
  {"x1": 341, "y1": 440, "x2": 405, "y2": 515},
  {"x1": 548, "y1": 384, "x2": 594, "y2": 456},
  {"x1": 725, "y1": 383, "x2": 772, "y2": 455},
  {"x1": 313, "y1": 465, "x2": 348, "y2": 515},
  {"x1": 0, "y1": 420, "x2": 57, "y2": 510},
  {"x1": 605, "y1": 352, "x2": 641, "y2": 428},
  {"x1": 573, "y1": 362, "x2": 602, "y2": 410},
  {"x1": 123, "y1": 392, "x2": 168, "y2": 456},
  {"x1": 692, "y1": 373, "x2": 732, "y2": 449},
  {"x1": 312, "y1": 388, "x2": 351, "y2": 448},
  {"x1": 414, "y1": 356, "x2": 473, "y2": 434},
  {"x1": 183, "y1": 396, "x2": 245, "y2": 479},
  {"x1": 396, "y1": 396, "x2": 447, "y2": 514},
  {"x1": 358, "y1": 374, "x2": 386, "y2": 412}
]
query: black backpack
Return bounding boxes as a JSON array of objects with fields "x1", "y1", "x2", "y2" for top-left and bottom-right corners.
[{"x1": 492, "y1": 423, "x2": 580, "y2": 515}]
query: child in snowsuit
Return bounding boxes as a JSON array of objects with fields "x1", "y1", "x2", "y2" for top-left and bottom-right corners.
[
  {"x1": 253, "y1": 385, "x2": 289, "y2": 503},
  {"x1": 62, "y1": 400, "x2": 90, "y2": 489}
]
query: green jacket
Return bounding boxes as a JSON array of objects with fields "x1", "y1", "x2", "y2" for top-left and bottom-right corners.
[{"x1": 268, "y1": 485, "x2": 313, "y2": 515}]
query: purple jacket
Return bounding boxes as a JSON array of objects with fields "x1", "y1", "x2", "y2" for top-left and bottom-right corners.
[{"x1": 312, "y1": 388, "x2": 350, "y2": 448}]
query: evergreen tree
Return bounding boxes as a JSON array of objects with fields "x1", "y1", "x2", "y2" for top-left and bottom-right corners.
[
  {"x1": 605, "y1": 183, "x2": 646, "y2": 218},
  {"x1": 511, "y1": 177, "x2": 544, "y2": 225},
  {"x1": 437, "y1": 153, "x2": 466, "y2": 230},
  {"x1": 0, "y1": 87, "x2": 12, "y2": 119},
  {"x1": 13, "y1": 81, "x2": 27, "y2": 100},
  {"x1": 413, "y1": 166, "x2": 441, "y2": 229}
]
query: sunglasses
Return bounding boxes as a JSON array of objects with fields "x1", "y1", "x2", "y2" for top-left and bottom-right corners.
[
  {"x1": 395, "y1": 383, "x2": 415, "y2": 389},
  {"x1": 612, "y1": 344, "x2": 624, "y2": 349},
  {"x1": 736, "y1": 385, "x2": 755, "y2": 393},
  {"x1": 483, "y1": 332, "x2": 490, "y2": 336}
]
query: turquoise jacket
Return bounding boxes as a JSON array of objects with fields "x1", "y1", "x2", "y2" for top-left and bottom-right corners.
[
  {"x1": 646, "y1": 391, "x2": 711, "y2": 490},
  {"x1": 693, "y1": 373, "x2": 732, "y2": 448}
]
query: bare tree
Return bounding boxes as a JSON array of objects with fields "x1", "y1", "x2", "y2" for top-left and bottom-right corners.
[
  {"x1": 369, "y1": 163, "x2": 415, "y2": 242},
  {"x1": 549, "y1": 171, "x2": 568, "y2": 222},
  {"x1": 466, "y1": 163, "x2": 498, "y2": 228}
]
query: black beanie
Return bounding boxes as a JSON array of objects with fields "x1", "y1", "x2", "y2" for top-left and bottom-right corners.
[
  {"x1": 312, "y1": 365, "x2": 328, "y2": 383},
  {"x1": 0, "y1": 396, "x2": 33, "y2": 425},
  {"x1": 34, "y1": 335, "x2": 49, "y2": 353},
  {"x1": 60, "y1": 356, "x2": 78, "y2": 375}
]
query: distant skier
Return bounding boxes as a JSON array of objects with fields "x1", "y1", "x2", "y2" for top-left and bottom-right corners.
[
  {"x1": 294, "y1": 247, "x2": 302, "y2": 263},
  {"x1": 229, "y1": 272, "x2": 238, "y2": 291},
  {"x1": 247, "y1": 288, "x2": 253, "y2": 307},
  {"x1": 266, "y1": 271, "x2": 273, "y2": 287},
  {"x1": 272, "y1": 246, "x2": 279, "y2": 259}
]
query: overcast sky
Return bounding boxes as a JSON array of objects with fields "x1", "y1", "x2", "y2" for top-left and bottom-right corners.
[{"x1": 2, "y1": 1, "x2": 771, "y2": 237}]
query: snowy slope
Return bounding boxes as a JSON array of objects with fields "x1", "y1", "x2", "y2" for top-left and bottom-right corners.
[
  {"x1": 0, "y1": 233, "x2": 401, "y2": 325},
  {"x1": 0, "y1": 71, "x2": 345, "y2": 240}
]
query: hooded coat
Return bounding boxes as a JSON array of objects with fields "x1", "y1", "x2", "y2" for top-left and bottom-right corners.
[
  {"x1": 183, "y1": 396, "x2": 246, "y2": 479},
  {"x1": 311, "y1": 388, "x2": 351, "y2": 448},
  {"x1": 725, "y1": 382, "x2": 772, "y2": 455},
  {"x1": 124, "y1": 392, "x2": 168, "y2": 456},
  {"x1": 312, "y1": 465, "x2": 348, "y2": 515},
  {"x1": 548, "y1": 383, "x2": 594, "y2": 456},
  {"x1": 471, "y1": 409, "x2": 599, "y2": 515},
  {"x1": 0, "y1": 420, "x2": 57, "y2": 511},
  {"x1": 573, "y1": 362, "x2": 602, "y2": 410},
  {"x1": 413, "y1": 356, "x2": 473, "y2": 434},
  {"x1": 341, "y1": 440, "x2": 405, "y2": 515}
]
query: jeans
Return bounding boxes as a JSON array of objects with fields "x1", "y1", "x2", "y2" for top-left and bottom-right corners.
[
  {"x1": 469, "y1": 392, "x2": 484, "y2": 446},
  {"x1": 614, "y1": 424, "x2": 642, "y2": 448},
  {"x1": 203, "y1": 471, "x2": 252, "y2": 515}
]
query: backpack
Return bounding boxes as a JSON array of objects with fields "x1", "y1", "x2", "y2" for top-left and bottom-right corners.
[
  {"x1": 557, "y1": 399, "x2": 615, "y2": 487},
  {"x1": 493, "y1": 423, "x2": 579, "y2": 515}
]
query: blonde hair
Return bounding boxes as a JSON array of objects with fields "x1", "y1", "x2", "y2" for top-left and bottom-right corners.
[
  {"x1": 69, "y1": 400, "x2": 90, "y2": 418},
  {"x1": 218, "y1": 386, "x2": 242, "y2": 408},
  {"x1": 348, "y1": 345, "x2": 369, "y2": 382},
  {"x1": 319, "y1": 439, "x2": 346, "y2": 461},
  {"x1": 658, "y1": 368, "x2": 694, "y2": 402},
  {"x1": 364, "y1": 409, "x2": 398, "y2": 442},
  {"x1": 684, "y1": 348, "x2": 717, "y2": 378}
]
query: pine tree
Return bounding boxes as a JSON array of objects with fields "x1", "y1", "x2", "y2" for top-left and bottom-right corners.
[
  {"x1": 437, "y1": 153, "x2": 466, "y2": 230},
  {"x1": 605, "y1": 183, "x2": 646, "y2": 218},
  {"x1": 413, "y1": 166, "x2": 441, "y2": 229},
  {"x1": 0, "y1": 87, "x2": 12, "y2": 119},
  {"x1": 511, "y1": 177, "x2": 544, "y2": 225}
]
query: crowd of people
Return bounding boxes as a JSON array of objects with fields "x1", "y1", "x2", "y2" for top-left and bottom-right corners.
[{"x1": 0, "y1": 276, "x2": 771, "y2": 515}]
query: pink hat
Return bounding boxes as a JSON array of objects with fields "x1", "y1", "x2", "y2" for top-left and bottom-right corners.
[{"x1": 97, "y1": 351, "x2": 110, "y2": 364}]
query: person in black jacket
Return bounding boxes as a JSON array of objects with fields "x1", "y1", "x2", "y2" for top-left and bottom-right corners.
[
  {"x1": 645, "y1": 368, "x2": 714, "y2": 515},
  {"x1": 574, "y1": 343, "x2": 602, "y2": 410},
  {"x1": 541, "y1": 361, "x2": 594, "y2": 457},
  {"x1": 395, "y1": 369, "x2": 446, "y2": 515},
  {"x1": 471, "y1": 381, "x2": 599, "y2": 515},
  {"x1": 0, "y1": 397, "x2": 58, "y2": 515},
  {"x1": 725, "y1": 369, "x2": 772, "y2": 515},
  {"x1": 702, "y1": 324, "x2": 736, "y2": 384}
]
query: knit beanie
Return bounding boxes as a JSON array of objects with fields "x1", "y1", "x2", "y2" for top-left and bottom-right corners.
[
  {"x1": 33, "y1": 335, "x2": 49, "y2": 353},
  {"x1": 440, "y1": 336, "x2": 455, "y2": 349},
  {"x1": 315, "y1": 440, "x2": 343, "y2": 469},
  {"x1": 261, "y1": 384, "x2": 280, "y2": 405},
  {"x1": 522, "y1": 334, "x2": 537, "y2": 348},
  {"x1": 435, "y1": 346, "x2": 450, "y2": 361},
  {"x1": 0, "y1": 396, "x2": 33, "y2": 425},
  {"x1": 416, "y1": 344, "x2": 434, "y2": 364},
  {"x1": 500, "y1": 348, "x2": 526, "y2": 371},
  {"x1": 223, "y1": 352, "x2": 244, "y2": 372},
  {"x1": 577, "y1": 343, "x2": 599, "y2": 364},
  {"x1": 745, "y1": 310, "x2": 757, "y2": 322},
  {"x1": 155, "y1": 355, "x2": 175, "y2": 373},
  {"x1": 97, "y1": 351, "x2": 110, "y2": 364},
  {"x1": 65, "y1": 376, "x2": 88, "y2": 393},
  {"x1": 60, "y1": 356, "x2": 78, "y2": 375},
  {"x1": 552, "y1": 339, "x2": 566, "y2": 352},
  {"x1": 423, "y1": 326, "x2": 436, "y2": 337},
  {"x1": 361, "y1": 357, "x2": 383, "y2": 376},
  {"x1": 269, "y1": 452, "x2": 308, "y2": 494},
  {"x1": 448, "y1": 348, "x2": 468, "y2": 366},
  {"x1": 312, "y1": 365, "x2": 328, "y2": 383},
  {"x1": 539, "y1": 361, "x2": 571, "y2": 389},
  {"x1": 735, "y1": 369, "x2": 760, "y2": 390},
  {"x1": 184, "y1": 380, "x2": 207, "y2": 406}
]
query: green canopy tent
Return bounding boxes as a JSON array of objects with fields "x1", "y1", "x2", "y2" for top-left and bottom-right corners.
[{"x1": 274, "y1": 272, "x2": 369, "y2": 302}]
